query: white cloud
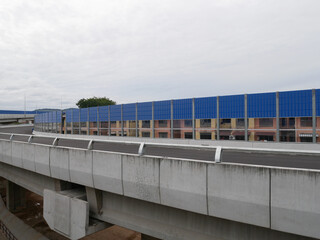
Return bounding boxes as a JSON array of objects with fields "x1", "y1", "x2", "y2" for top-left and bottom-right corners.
[{"x1": 0, "y1": 0, "x2": 320, "y2": 110}]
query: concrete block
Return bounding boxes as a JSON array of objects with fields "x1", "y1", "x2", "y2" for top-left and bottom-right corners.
[
  {"x1": 160, "y1": 159, "x2": 207, "y2": 215},
  {"x1": 123, "y1": 155, "x2": 160, "y2": 203},
  {"x1": 34, "y1": 145, "x2": 51, "y2": 176},
  {"x1": 92, "y1": 151, "x2": 123, "y2": 195},
  {"x1": 23, "y1": 144, "x2": 35, "y2": 171},
  {"x1": 50, "y1": 147, "x2": 70, "y2": 181},
  {"x1": 271, "y1": 168, "x2": 320, "y2": 239},
  {"x1": 70, "y1": 197, "x2": 89, "y2": 239},
  {"x1": 11, "y1": 142, "x2": 23, "y2": 167},
  {"x1": 2, "y1": 141, "x2": 12, "y2": 164},
  {"x1": 208, "y1": 164, "x2": 270, "y2": 228},
  {"x1": 43, "y1": 189, "x2": 55, "y2": 229},
  {"x1": 69, "y1": 149, "x2": 93, "y2": 187},
  {"x1": 44, "y1": 189, "x2": 91, "y2": 240},
  {"x1": 54, "y1": 192, "x2": 70, "y2": 235}
]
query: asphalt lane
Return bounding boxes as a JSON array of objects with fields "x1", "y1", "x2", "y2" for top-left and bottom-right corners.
[
  {"x1": 0, "y1": 125, "x2": 33, "y2": 134},
  {"x1": 222, "y1": 150, "x2": 320, "y2": 170},
  {"x1": 0, "y1": 125, "x2": 319, "y2": 169}
]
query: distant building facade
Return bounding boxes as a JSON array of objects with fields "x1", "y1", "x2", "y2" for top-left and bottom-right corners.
[{"x1": 34, "y1": 89, "x2": 320, "y2": 143}]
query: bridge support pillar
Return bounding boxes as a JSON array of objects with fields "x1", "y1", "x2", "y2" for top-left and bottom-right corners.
[
  {"x1": 141, "y1": 234, "x2": 162, "y2": 240},
  {"x1": 6, "y1": 181, "x2": 26, "y2": 213},
  {"x1": 86, "y1": 187, "x2": 103, "y2": 215}
]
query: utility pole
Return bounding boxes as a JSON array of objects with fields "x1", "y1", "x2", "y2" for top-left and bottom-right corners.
[{"x1": 24, "y1": 94, "x2": 26, "y2": 117}]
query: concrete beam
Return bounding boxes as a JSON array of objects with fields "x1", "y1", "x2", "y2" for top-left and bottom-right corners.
[
  {"x1": 0, "y1": 162, "x2": 55, "y2": 196},
  {"x1": 86, "y1": 187, "x2": 103, "y2": 215},
  {"x1": 93, "y1": 191, "x2": 313, "y2": 240}
]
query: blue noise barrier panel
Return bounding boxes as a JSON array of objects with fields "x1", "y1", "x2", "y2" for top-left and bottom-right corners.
[
  {"x1": 316, "y1": 89, "x2": 320, "y2": 117},
  {"x1": 80, "y1": 108, "x2": 88, "y2": 122},
  {"x1": 56, "y1": 111, "x2": 62, "y2": 123},
  {"x1": 110, "y1": 105, "x2": 121, "y2": 121},
  {"x1": 137, "y1": 102, "x2": 152, "y2": 120},
  {"x1": 173, "y1": 99, "x2": 192, "y2": 120},
  {"x1": 279, "y1": 90, "x2": 312, "y2": 117},
  {"x1": 195, "y1": 97, "x2": 216, "y2": 119},
  {"x1": 66, "y1": 110, "x2": 72, "y2": 123},
  {"x1": 154, "y1": 100, "x2": 171, "y2": 120},
  {"x1": 72, "y1": 109, "x2": 80, "y2": 122},
  {"x1": 89, "y1": 107, "x2": 98, "y2": 122},
  {"x1": 219, "y1": 95, "x2": 244, "y2": 119},
  {"x1": 123, "y1": 103, "x2": 136, "y2": 121},
  {"x1": 48, "y1": 112, "x2": 52, "y2": 123},
  {"x1": 98, "y1": 106, "x2": 109, "y2": 122},
  {"x1": 248, "y1": 92, "x2": 276, "y2": 118}
]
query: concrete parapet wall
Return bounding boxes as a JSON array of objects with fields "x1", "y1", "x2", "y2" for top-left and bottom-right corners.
[
  {"x1": 160, "y1": 159, "x2": 207, "y2": 215},
  {"x1": 271, "y1": 168, "x2": 320, "y2": 239},
  {"x1": 23, "y1": 144, "x2": 35, "y2": 171},
  {"x1": 34, "y1": 145, "x2": 50, "y2": 176},
  {"x1": 1, "y1": 140, "x2": 12, "y2": 165},
  {"x1": 123, "y1": 155, "x2": 160, "y2": 204},
  {"x1": 92, "y1": 151, "x2": 123, "y2": 195},
  {"x1": 11, "y1": 142, "x2": 23, "y2": 168},
  {"x1": 50, "y1": 147, "x2": 70, "y2": 181},
  {"x1": 69, "y1": 149, "x2": 93, "y2": 187},
  {"x1": 208, "y1": 164, "x2": 270, "y2": 228}
]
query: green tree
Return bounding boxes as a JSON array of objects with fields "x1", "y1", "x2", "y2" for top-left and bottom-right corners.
[{"x1": 76, "y1": 97, "x2": 116, "y2": 108}]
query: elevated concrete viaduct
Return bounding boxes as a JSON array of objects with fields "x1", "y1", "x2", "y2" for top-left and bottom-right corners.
[{"x1": 0, "y1": 131, "x2": 319, "y2": 240}]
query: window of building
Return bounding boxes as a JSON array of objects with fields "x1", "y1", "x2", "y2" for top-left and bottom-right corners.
[
  {"x1": 142, "y1": 120, "x2": 150, "y2": 128},
  {"x1": 184, "y1": 132, "x2": 193, "y2": 139},
  {"x1": 184, "y1": 120, "x2": 192, "y2": 127},
  {"x1": 159, "y1": 120, "x2": 168, "y2": 127},
  {"x1": 259, "y1": 118, "x2": 273, "y2": 127},
  {"x1": 200, "y1": 132, "x2": 211, "y2": 139},
  {"x1": 236, "y1": 119, "x2": 245, "y2": 127},
  {"x1": 300, "y1": 137, "x2": 312, "y2": 142},
  {"x1": 159, "y1": 132, "x2": 168, "y2": 138},
  {"x1": 100, "y1": 122, "x2": 108, "y2": 128},
  {"x1": 142, "y1": 132, "x2": 150, "y2": 138},
  {"x1": 200, "y1": 119, "x2": 211, "y2": 128},
  {"x1": 300, "y1": 117, "x2": 312, "y2": 127},
  {"x1": 173, "y1": 130, "x2": 181, "y2": 138},
  {"x1": 220, "y1": 119, "x2": 231, "y2": 124},
  {"x1": 289, "y1": 118, "x2": 295, "y2": 127},
  {"x1": 173, "y1": 120, "x2": 181, "y2": 128},
  {"x1": 281, "y1": 118, "x2": 287, "y2": 127},
  {"x1": 258, "y1": 135, "x2": 274, "y2": 141}
]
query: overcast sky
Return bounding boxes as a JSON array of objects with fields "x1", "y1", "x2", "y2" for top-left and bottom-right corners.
[{"x1": 1, "y1": 0, "x2": 320, "y2": 110}]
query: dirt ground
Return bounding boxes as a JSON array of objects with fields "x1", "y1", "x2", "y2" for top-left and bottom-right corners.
[{"x1": 13, "y1": 191, "x2": 141, "y2": 240}]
